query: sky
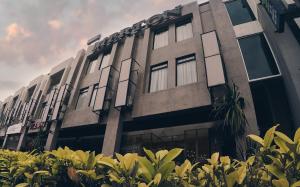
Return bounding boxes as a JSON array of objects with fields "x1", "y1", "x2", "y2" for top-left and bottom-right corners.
[{"x1": 0, "y1": 0, "x2": 203, "y2": 101}]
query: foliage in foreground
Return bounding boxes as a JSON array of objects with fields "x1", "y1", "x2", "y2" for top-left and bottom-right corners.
[{"x1": 0, "y1": 126, "x2": 299, "y2": 187}]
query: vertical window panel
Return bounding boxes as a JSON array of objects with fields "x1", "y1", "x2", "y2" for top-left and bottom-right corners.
[
  {"x1": 176, "y1": 21, "x2": 193, "y2": 42},
  {"x1": 176, "y1": 55, "x2": 197, "y2": 86},
  {"x1": 100, "y1": 53, "x2": 111, "y2": 70},
  {"x1": 153, "y1": 29, "x2": 168, "y2": 49},
  {"x1": 205, "y1": 55, "x2": 226, "y2": 87},
  {"x1": 76, "y1": 88, "x2": 88, "y2": 110},
  {"x1": 149, "y1": 63, "x2": 168, "y2": 92},
  {"x1": 86, "y1": 59, "x2": 98, "y2": 74},
  {"x1": 89, "y1": 84, "x2": 99, "y2": 107}
]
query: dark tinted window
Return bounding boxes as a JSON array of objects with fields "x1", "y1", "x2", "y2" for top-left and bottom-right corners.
[
  {"x1": 238, "y1": 34, "x2": 279, "y2": 80},
  {"x1": 225, "y1": 0, "x2": 256, "y2": 26}
]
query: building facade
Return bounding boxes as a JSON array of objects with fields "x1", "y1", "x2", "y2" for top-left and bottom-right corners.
[{"x1": 0, "y1": 0, "x2": 299, "y2": 160}]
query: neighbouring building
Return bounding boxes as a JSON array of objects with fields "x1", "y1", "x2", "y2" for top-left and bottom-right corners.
[{"x1": 0, "y1": 0, "x2": 299, "y2": 160}]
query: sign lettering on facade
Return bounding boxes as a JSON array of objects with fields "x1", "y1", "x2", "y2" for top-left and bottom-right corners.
[{"x1": 89, "y1": 5, "x2": 182, "y2": 55}]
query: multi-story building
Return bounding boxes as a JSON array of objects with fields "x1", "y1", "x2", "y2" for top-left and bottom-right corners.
[{"x1": 0, "y1": 0, "x2": 299, "y2": 160}]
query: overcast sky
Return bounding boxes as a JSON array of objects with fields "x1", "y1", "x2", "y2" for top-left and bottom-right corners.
[{"x1": 0, "y1": 0, "x2": 201, "y2": 101}]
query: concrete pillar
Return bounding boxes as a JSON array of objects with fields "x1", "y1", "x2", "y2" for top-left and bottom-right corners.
[
  {"x1": 101, "y1": 109, "x2": 123, "y2": 155},
  {"x1": 16, "y1": 127, "x2": 27, "y2": 151},
  {"x1": 101, "y1": 36, "x2": 136, "y2": 156},
  {"x1": 44, "y1": 121, "x2": 60, "y2": 151},
  {"x1": 2, "y1": 134, "x2": 8, "y2": 149}
]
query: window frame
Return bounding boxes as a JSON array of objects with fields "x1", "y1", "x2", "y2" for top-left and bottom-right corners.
[
  {"x1": 149, "y1": 62, "x2": 168, "y2": 93},
  {"x1": 75, "y1": 87, "x2": 89, "y2": 110},
  {"x1": 176, "y1": 54, "x2": 197, "y2": 86},
  {"x1": 89, "y1": 84, "x2": 99, "y2": 107},
  {"x1": 153, "y1": 27, "x2": 169, "y2": 50},
  {"x1": 237, "y1": 32, "x2": 281, "y2": 82},
  {"x1": 175, "y1": 19, "x2": 193, "y2": 42},
  {"x1": 86, "y1": 58, "x2": 98, "y2": 75},
  {"x1": 225, "y1": 0, "x2": 256, "y2": 26}
]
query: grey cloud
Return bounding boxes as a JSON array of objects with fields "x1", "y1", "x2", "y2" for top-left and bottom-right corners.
[{"x1": 0, "y1": 0, "x2": 194, "y2": 100}]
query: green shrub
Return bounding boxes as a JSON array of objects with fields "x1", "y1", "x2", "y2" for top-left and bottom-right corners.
[{"x1": 0, "y1": 125, "x2": 299, "y2": 187}]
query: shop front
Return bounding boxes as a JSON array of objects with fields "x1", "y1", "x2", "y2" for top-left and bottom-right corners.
[
  {"x1": 4, "y1": 123, "x2": 23, "y2": 150},
  {"x1": 121, "y1": 122, "x2": 220, "y2": 163}
]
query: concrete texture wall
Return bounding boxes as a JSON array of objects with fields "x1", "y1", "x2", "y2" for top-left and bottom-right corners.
[
  {"x1": 209, "y1": 0, "x2": 259, "y2": 135},
  {"x1": 257, "y1": 5, "x2": 300, "y2": 129}
]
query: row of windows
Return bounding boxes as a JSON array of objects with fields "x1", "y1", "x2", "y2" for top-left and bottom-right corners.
[
  {"x1": 76, "y1": 54, "x2": 198, "y2": 110},
  {"x1": 149, "y1": 54, "x2": 197, "y2": 93},
  {"x1": 153, "y1": 20, "x2": 193, "y2": 49}
]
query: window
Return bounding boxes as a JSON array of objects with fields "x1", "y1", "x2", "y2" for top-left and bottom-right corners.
[
  {"x1": 100, "y1": 53, "x2": 111, "y2": 70},
  {"x1": 225, "y1": 0, "x2": 256, "y2": 26},
  {"x1": 176, "y1": 21, "x2": 193, "y2": 42},
  {"x1": 153, "y1": 28, "x2": 168, "y2": 49},
  {"x1": 76, "y1": 88, "x2": 89, "y2": 110},
  {"x1": 238, "y1": 34, "x2": 279, "y2": 80},
  {"x1": 89, "y1": 84, "x2": 99, "y2": 107},
  {"x1": 176, "y1": 55, "x2": 197, "y2": 86},
  {"x1": 149, "y1": 63, "x2": 168, "y2": 92},
  {"x1": 261, "y1": 0, "x2": 285, "y2": 32},
  {"x1": 86, "y1": 59, "x2": 98, "y2": 74}
]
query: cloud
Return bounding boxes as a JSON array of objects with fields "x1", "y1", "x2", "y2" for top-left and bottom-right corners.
[
  {"x1": 0, "y1": 0, "x2": 195, "y2": 100},
  {"x1": 5, "y1": 23, "x2": 32, "y2": 41},
  {"x1": 48, "y1": 19, "x2": 63, "y2": 30}
]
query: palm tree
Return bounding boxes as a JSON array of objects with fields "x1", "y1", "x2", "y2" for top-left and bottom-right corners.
[{"x1": 212, "y1": 83, "x2": 247, "y2": 160}]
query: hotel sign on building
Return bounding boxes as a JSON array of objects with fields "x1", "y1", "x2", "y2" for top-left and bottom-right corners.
[{"x1": 88, "y1": 5, "x2": 183, "y2": 55}]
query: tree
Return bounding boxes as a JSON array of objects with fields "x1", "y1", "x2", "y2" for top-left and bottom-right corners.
[{"x1": 212, "y1": 83, "x2": 248, "y2": 160}]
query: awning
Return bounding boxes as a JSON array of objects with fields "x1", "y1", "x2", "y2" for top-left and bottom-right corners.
[{"x1": 6, "y1": 123, "x2": 23, "y2": 135}]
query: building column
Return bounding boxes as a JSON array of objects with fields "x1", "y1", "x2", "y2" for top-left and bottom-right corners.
[
  {"x1": 101, "y1": 36, "x2": 136, "y2": 156},
  {"x1": 16, "y1": 127, "x2": 27, "y2": 151},
  {"x1": 44, "y1": 121, "x2": 60, "y2": 151},
  {"x1": 2, "y1": 134, "x2": 8, "y2": 149},
  {"x1": 101, "y1": 109, "x2": 123, "y2": 155}
]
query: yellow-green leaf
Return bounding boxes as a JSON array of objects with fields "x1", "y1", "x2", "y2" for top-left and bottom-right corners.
[
  {"x1": 161, "y1": 148, "x2": 183, "y2": 164},
  {"x1": 294, "y1": 128, "x2": 300, "y2": 143},
  {"x1": 291, "y1": 181, "x2": 300, "y2": 187},
  {"x1": 248, "y1": 135, "x2": 264, "y2": 146},
  {"x1": 275, "y1": 131, "x2": 294, "y2": 144},
  {"x1": 237, "y1": 164, "x2": 246, "y2": 184},
  {"x1": 264, "y1": 125, "x2": 278, "y2": 148},
  {"x1": 210, "y1": 152, "x2": 219, "y2": 165},
  {"x1": 266, "y1": 164, "x2": 285, "y2": 179},
  {"x1": 272, "y1": 178, "x2": 289, "y2": 187},
  {"x1": 153, "y1": 173, "x2": 161, "y2": 185}
]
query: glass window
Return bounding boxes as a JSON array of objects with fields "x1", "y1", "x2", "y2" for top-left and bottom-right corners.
[
  {"x1": 153, "y1": 28, "x2": 168, "y2": 49},
  {"x1": 176, "y1": 55, "x2": 197, "y2": 86},
  {"x1": 149, "y1": 63, "x2": 168, "y2": 92},
  {"x1": 238, "y1": 34, "x2": 279, "y2": 80},
  {"x1": 176, "y1": 21, "x2": 193, "y2": 42},
  {"x1": 76, "y1": 88, "x2": 89, "y2": 110},
  {"x1": 225, "y1": 0, "x2": 256, "y2": 26},
  {"x1": 89, "y1": 84, "x2": 99, "y2": 107},
  {"x1": 86, "y1": 59, "x2": 98, "y2": 74},
  {"x1": 100, "y1": 53, "x2": 111, "y2": 70}
]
